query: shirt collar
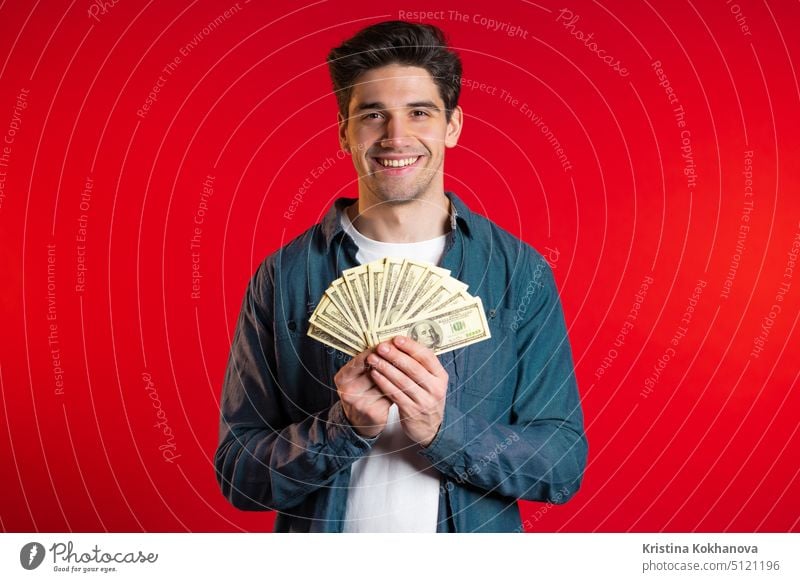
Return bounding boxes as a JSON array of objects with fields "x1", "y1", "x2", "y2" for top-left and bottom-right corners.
[{"x1": 320, "y1": 191, "x2": 473, "y2": 249}]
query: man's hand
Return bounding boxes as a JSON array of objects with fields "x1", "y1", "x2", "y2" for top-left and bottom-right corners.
[
  {"x1": 334, "y1": 348, "x2": 392, "y2": 438},
  {"x1": 366, "y1": 336, "x2": 448, "y2": 447}
]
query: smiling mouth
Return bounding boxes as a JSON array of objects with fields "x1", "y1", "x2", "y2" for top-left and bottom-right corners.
[{"x1": 371, "y1": 155, "x2": 423, "y2": 169}]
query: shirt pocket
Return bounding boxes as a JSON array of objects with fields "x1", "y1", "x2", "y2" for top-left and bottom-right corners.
[
  {"x1": 274, "y1": 316, "x2": 339, "y2": 417},
  {"x1": 458, "y1": 307, "x2": 518, "y2": 422}
]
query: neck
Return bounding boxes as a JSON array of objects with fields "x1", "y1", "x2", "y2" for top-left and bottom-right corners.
[{"x1": 349, "y1": 191, "x2": 451, "y2": 243}]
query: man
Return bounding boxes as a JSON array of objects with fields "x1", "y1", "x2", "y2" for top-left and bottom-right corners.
[{"x1": 215, "y1": 20, "x2": 588, "y2": 532}]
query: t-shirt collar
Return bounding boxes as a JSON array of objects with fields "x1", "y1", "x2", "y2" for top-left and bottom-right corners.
[{"x1": 321, "y1": 191, "x2": 473, "y2": 249}]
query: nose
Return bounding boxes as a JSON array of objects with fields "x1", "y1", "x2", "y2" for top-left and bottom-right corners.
[{"x1": 380, "y1": 113, "x2": 413, "y2": 148}]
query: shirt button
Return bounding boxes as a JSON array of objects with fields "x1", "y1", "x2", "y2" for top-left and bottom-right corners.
[{"x1": 287, "y1": 321, "x2": 297, "y2": 331}]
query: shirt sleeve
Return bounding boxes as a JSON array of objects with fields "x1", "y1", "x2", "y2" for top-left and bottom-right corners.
[
  {"x1": 420, "y1": 258, "x2": 588, "y2": 503},
  {"x1": 214, "y1": 257, "x2": 376, "y2": 512}
]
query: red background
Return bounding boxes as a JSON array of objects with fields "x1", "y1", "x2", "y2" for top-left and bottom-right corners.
[{"x1": 1, "y1": 0, "x2": 798, "y2": 532}]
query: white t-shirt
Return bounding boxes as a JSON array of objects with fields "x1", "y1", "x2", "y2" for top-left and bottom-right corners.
[{"x1": 340, "y1": 208, "x2": 447, "y2": 532}]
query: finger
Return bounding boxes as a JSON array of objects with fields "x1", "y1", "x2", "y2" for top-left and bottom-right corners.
[
  {"x1": 371, "y1": 341, "x2": 434, "y2": 389},
  {"x1": 337, "y1": 347, "x2": 375, "y2": 381},
  {"x1": 368, "y1": 355, "x2": 427, "y2": 405},
  {"x1": 345, "y1": 374, "x2": 379, "y2": 395},
  {"x1": 370, "y1": 366, "x2": 417, "y2": 408},
  {"x1": 364, "y1": 388, "x2": 393, "y2": 408},
  {"x1": 351, "y1": 383, "x2": 391, "y2": 408},
  {"x1": 391, "y1": 336, "x2": 447, "y2": 379}
]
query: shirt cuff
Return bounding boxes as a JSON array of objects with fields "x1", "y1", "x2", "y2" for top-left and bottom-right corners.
[{"x1": 326, "y1": 400, "x2": 380, "y2": 459}]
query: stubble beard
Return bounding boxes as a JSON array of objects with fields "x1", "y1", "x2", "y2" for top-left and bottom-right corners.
[{"x1": 363, "y1": 162, "x2": 438, "y2": 205}]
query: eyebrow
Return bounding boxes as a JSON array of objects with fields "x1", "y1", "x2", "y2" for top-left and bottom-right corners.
[{"x1": 354, "y1": 101, "x2": 441, "y2": 112}]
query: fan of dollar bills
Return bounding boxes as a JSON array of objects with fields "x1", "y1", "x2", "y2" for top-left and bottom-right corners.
[{"x1": 308, "y1": 258, "x2": 491, "y2": 356}]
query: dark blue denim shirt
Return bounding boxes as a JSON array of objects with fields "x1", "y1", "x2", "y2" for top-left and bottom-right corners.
[{"x1": 215, "y1": 192, "x2": 588, "y2": 532}]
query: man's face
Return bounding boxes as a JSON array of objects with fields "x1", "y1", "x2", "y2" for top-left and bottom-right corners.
[
  {"x1": 414, "y1": 323, "x2": 438, "y2": 348},
  {"x1": 338, "y1": 64, "x2": 463, "y2": 204}
]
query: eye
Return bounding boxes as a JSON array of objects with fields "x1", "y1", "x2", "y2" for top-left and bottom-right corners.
[
  {"x1": 363, "y1": 112, "x2": 383, "y2": 120},
  {"x1": 411, "y1": 110, "x2": 430, "y2": 117}
]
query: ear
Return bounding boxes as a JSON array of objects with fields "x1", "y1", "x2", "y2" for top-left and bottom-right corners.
[
  {"x1": 337, "y1": 111, "x2": 349, "y2": 152},
  {"x1": 444, "y1": 105, "x2": 463, "y2": 148}
]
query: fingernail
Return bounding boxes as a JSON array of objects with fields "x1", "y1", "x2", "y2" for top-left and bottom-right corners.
[
  {"x1": 378, "y1": 343, "x2": 390, "y2": 354},
  {"x1": 395, "y1": 336, "x2": 405, "y2": 345},
  {"x1": 367, "y1": 354, "x2": 378, "y2": 365}
]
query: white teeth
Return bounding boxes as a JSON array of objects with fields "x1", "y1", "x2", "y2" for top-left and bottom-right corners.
[{"x1": 378, "y1": 156, "x2": 419, "y2": 168}]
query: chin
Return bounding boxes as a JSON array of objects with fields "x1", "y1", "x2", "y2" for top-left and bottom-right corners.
[
  {"x1": 383, "y1": 194, "x2": 420, "y2": 205},
  {"x1": 372, "y1": 179, "x2": 436, "y2": 203},
  {"x1": 367, "y1": 186, "x2": 421, "y2": 204}
]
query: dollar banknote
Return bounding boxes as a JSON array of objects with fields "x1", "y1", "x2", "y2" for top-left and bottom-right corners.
[
  {"x1": 308, "y1": 257, "x2": 490, "y2": 355},
  {"x1": 373, "y1": 296, "x2": 491, "y2": 355}
]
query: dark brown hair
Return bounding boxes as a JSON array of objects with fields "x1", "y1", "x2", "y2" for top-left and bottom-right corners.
[{"x1": 327, "y1": 20, "x2": 462, "y2": 122}]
